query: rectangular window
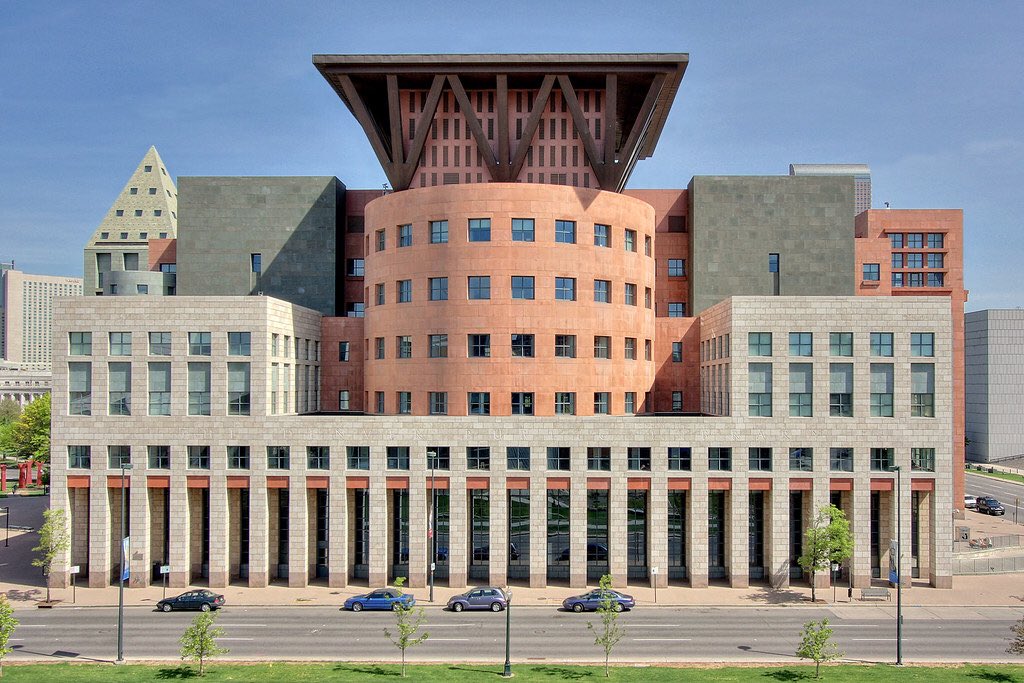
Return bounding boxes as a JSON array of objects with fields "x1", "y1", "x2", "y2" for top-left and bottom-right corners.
[
  {"x1": 70, "y1": 331, "x2": 92, "y2": 356},
  {"x1": 668, "y1": 302, "x2": 686, "y2": 317},
  {"x1": 870, "y1": 447, "x2": 894, "y2": 471},
  {"x1": 512, "y1": 218, "x2": 535, "y2": 242},
  {"x1": 645, "y1": 234, "x2": 652, "y2": 256},
  {"x1": 108, "y1": 362, "x2": 131, "y2": 415},
  {"x1": 555, "y1": 219, "x2": 576, "y2": 244},
  {"x1": 148, "y1": 362, "x2": 171, "y2": 416},
  {"x1": 748, "y1": 332, "x2": 772, "y2": 356},
  {"x1": 376, "y1": 229, "x2": 386, "y2": 251},
  {"x1": 426, "y1": 446, "x2": 450, "y2": 470},
  {"x1": 927, "y1": 233, "x2": 944, "y2": 248},
  {"x1": 511, "y1": 276, "x2": 535, "y2": 300},
  {"x1": 375, "y1": 337, "x2": 385, "y2": 359},
  {"x1": 645, "y1": 288, "x2": 652, "y2": 309},
  {"x1": 768, "y1": 253, "x2": 780, "y2": 273},
  {"x1": 911, "y1": 447, "x2": 935, "y2": 472},
  {"x1": 507, "y1": 446, "x2": 530, "y2": 470},
  {"x1": 594, "y1": 223, "x2": 610, "y2": 247},
  {"x1": 786, "y1": 447, "x2": 811, "y2": 472},
  {"x1": 468, "y1": 334, "x2": 491, "y2": 358},
  {"x1": 397, "y1": 280, "x2": 412, "y2": 303},
  {"x1": 870, "y1": 363, "x2": 894, "y2": 417},
  {"x1": 227, "y1": 362, "x2": 251, "y2": 415},
  {"x1": 224, "y1": 445, "x2": 248, "y2": 469},
  {"x1": 467, "y1": 446, "x2": 490, "y2": 470},
  {"x1": 187, "y1": 362, "x2": 211, "y2": 416},
  {"x1": 468, "y1": 276, "x2": 491, "y2": 299},
  {"x1": 926, "y1": 252, "x2": 943, "y2": 269},
  {"x1": 147, "y1": 332, "x2": 170, "y2": 356},
  {"x1": 624, "y1": 391, "x2": 636, "y2": 414},
  {"x1": 69, "y1": 362, "x2": 92, "y2": 415},
  {"x1": 668, "y1": 447, "x2": 691, "y2": 471},
  {"x1": 870, "y1": 332, "x2": 893, "y2": 357},
  {"x1": 429, "y1": 334, "x2": 448, "y2": 358},
  {"x1": 347, "y1": 446, "x2": 370, "y2": 470},
  {"x1": 429, "y1": 391, "x2": 448, "y2": 415},
  {"x1": 188, "y1": 332, "x2": 211, "y2": 356},
  {"x1": 346, "y1": 258, "x2": 365, "y2": 277},
  {"x1": 668, "y1": 259, "x2": 685, "y2": 277},
  {"x1": 251, "y1": 253, "x2": 262, "y2": 273},
  {"x1": 892, "y1": 253, "x2": 904, "y2": 269},
  {"x1": 338, "y1": 341, "x2": 350, "y2": 361},
  {"x1": 829, "y1": 447, "x2": 853, "y2": 472},
  {"x1": 188, "y1": 446, "x2": 211, "y2": 470},
  {"x1": 468, "y1": 391, "x2": 490, "y2": 415},
  {"x1": 927, "y1": 272, "x2": 944, "y2": 287},
  {"x1": 594, "y1": 335, "x2": 611, "y2": 359},
  {"x1": 906, "y1": 253, "x2": 923, "y2": 269},
  {"x1": 555, "y1": 334, "x2": 576, "y2": 358},
  {"x1": 907, "y1": 233, "x2": 923, "y2": 248},
  {"x1": 645, "y1": 339, "x2": 652, "y2": 361},
  {"x1": 398, "y1": 223, "x2": 413, "y2": 247},
  {"x1": 547, "y1": 446, "x2": 570, "y2": 470},
  {"x1": 593, "y1": 392, "x2": 610, "y2": 414},
  {"x1": 748, "y1": 363, "x2": 772, "y2": 417},
  {"x1": 554, "y1": 392, "x2": 576, "y2": 415},
  {"x1": 890, "y1": 233, "x2": 904, "y2": 249},
  {"x1": 829, "y1": 332, "x2": 853, "y2": 356},
  {"x1": 586, "y1": 446, "x2": 610, "y2": 471},
  {"x1": 555, "y1": 277, "x2": 576, "y2": 301},
  {"x1": 267, "y1": 446, "x2": 290, "y2": 469},
  {"x1": 789, "y1": 363, "x2": 813, "y2": 417},
  {"x1": 109, "y1": 331, "x2": 132, "y2": 356},
  {"x1": 397, "y1": 336, "x2": 412, "y2": 358},
  {"x1": 892, "y1": 272, "x2": 904, "y2": 288},
  {"x1": 863, "y1": 263, "x2": 880, "y2": 281},
  {"x1": 108, "y1": 445, "x2": 131, "y2": 469},
  {"x1": 338, "y1": 390, "x2": 350, "y2": 410},
  {"x1": 624, "y1": 283, "x2": 637, "y2": 306},
  {"x1": 911, "y1": 363, "x2": 935, "y2": 417},
  {"x1": 511, "y1": 392, "x2": 534, "y2": 415},
  {"x1": 68, "y1": 445, "x2": 91, "y2": 469},
  {"x1": 511, "y1": 334, "x2": 534, "y2": 358},
  {"x1": 228, "y1": 332, "x2": 251, "y2": 356},
  {"x1": 672, "y1": 341, "x2": 683, "y2": 362},
  {"x1": 147, "y1": 445, "x2": 169, "y2": 469},
  {"x1": 789, "y1": 332, "x2": 812, "y2": 356},
  {"x1": 375, "y1": 391, "x2": 385, "y2": 413},
  {"x1": 430, "y1": 220, "x2": 448, "y2": 244},
  {"x1": 429, "y1": 277, "x2": 448, "y2": 301},
  {"x1": 468, "y1": 218, "x2": 491, "y2": 242},
  {"x1": 748, "y1": 447, "x2": 772, "y2": 471},
  {"x1": 829, "y1": 363, "x2": 854, "y2": 417},
  {"x1": 397, "y1": 391, "x2": 412, "y2": 414},
  {"x1": 709, "y1": 447, "x2": 731, "y2": 471},
  {"x1": 628, "y1": 447, "x2": 651, "y2": 471},
  {"x1": 911, "y1": 332, "x2": 934, "y2": 357},
  {"x1": 593, "y1": 279, "x2": 610, "y2": 303},
  {"x1": 304, "y1": 446, "x2": 329, "y2": 469},
  {"x1": 907, "y1": 272, "x2": 924, "y2": 287},
  {"x1": 624, "y1": 229, "x2": 636, "y2": 252},
  {"x1": 625, "y1": 337, "x2": 637, "y2": 360},
  {"x1": 671, "y1": 391, "x2": 683, "y2": 411}
]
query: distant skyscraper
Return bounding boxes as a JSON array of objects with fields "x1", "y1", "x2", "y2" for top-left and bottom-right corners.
[
  {"x1": 0, "y1": 265, "x2": 82, "y2": 370},
  {"x1": 789, "y1": 163, "x2": 871, "y2": 215}
]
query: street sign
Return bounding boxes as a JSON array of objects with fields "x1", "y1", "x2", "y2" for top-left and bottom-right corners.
[
  {"x1": 430, "y1": 563, "x2": 435, "y2": 572},
  {"x1": 159, "y1": 565, "x2": 171, "y2": 575},
  {"x1": 652, "y1": 566, "x2": 659, "y2": 575},
  {"x1": 70, "y1": 565, "x2": 80, "y2": 574}
]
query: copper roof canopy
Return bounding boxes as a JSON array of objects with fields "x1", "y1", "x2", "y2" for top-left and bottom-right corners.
[{"x1": 313, "y1": 53, "x2": 688, "y2": 192}]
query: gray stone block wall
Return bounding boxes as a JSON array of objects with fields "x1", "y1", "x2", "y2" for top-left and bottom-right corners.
[{"x1": 965, "y1": 310, "x2": 1024, "y2": 463}]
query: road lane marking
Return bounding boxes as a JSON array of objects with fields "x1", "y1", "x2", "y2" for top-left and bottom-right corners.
[
  {"x1": 217, "y1": 623, "x2": 268, "y2": 627},
  {"x1": 632, "y1": 638, "x2": 692, "y2": 641},
  {"x1": 832, "y1": 624, "x2": 882, "y2": 628},
  {"x1": 428, "y1": 638, "x2": 470, "y2": 641},
  {"x1": 852, "y1": 638, "x2": 909, "y2": 641},
  {"x1": 216, "y1": 637, "x2": 254, "y2": 641}
]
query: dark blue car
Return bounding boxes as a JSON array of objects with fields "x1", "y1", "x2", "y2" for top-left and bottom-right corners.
[
  {"x1": 562, "y1": 589, "x2": 635, "y2": 613},
  {"x1": 344, "y1": 588, "x2": 415, "y2": 612}
]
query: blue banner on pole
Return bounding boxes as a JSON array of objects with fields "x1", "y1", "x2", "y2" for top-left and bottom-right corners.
[{"x1": 121, "y1": 536, "x2": 130, "y2": 581}]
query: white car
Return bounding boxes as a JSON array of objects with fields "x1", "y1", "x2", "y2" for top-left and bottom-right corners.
[{"x1": 964, "y1": 495, "x2": 978, "y2": 510}]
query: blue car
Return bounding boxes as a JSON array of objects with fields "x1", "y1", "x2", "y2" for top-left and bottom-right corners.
[
  {"x1": 344, "y1": 588, "x2": 415, "y2": 612},
  {"x1": 562, "y1": 589, "x2": 635, "y2": 613}
]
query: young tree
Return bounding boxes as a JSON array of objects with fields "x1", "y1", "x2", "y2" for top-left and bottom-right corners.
[
  {"x1": 0, "y1": 399, "x2": 19, "y2": 425},
  {"x1": 383, "y1": 576, "x2": 429, "y2": 677},
  {"x1": 796, "y1": 618, "x2": 843, "y2": 679},
  {"x1": 0, "y1": 394, "x2": 50, "y2": 463},
  {"x1": 180, "y1": 610, "x2": 229, "y2": 676},
  {"x1": 798, "y1": 504, "x2": 853, "y2": 602},
  {"x1": 587, "y1": 574, "x2": 626, "y2": 678},
  {"x1": 32, "y1": 508, "x2": 70, "y2": 603},
  {"x1": 1007, "y1": 614, "x2": 1024, "y2": 655},
  {"x1": 0, "y1": 595, "x2": 18, "y2": 679}
]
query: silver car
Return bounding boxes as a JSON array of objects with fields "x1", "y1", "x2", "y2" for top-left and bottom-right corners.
[{"x1": 447, "y1": 586, "x2": 508, "y2": 612}]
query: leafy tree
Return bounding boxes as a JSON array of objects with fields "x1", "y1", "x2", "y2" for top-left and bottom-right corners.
[
  {"x1": 1007, "y1": 615, "x2": 1024, "y2": 655},
  {"x1": 0, "y1": 394, "x2": 50, "y2": 463},
  {"x1": 798, "y1": 504, "x2": 853, "y2": 602},
  {"x1": 32, "y1": 508, "x2": 70, "y2": 603},
  {"x1": 587, "y1": 574, "x2": 626, "y2": 678},
  {"x1": 384, "y1": 576, "x2": 429, "y2": 677},
  {"x1": 180, "y1": 610, "x2": 228, "y2": 676},
  {"x1": 796, "y1": 618, "x2": 843, "y2": 678},
  {"x1": 0, "y1": 400, "x2": 19, "y2": 426},
  {"x1": 0, "y1": 595, "x2": 17, "y2": 678}
]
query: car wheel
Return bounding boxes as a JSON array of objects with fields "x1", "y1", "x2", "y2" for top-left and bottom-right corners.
[
  {"x1": 200, "y1": 603, "x2": 211, "y2": 612},
  {"x1": 452, "y1": 602, "x2": 464, "y2": 613},
  {"x1": 161, "y1": 603, "x2": 172, "y2": 612},
  {"x1": 572, "y1": 603, "x2": 584, "y2": 613},
  {"x1": 613, "y1": 602, "x2": 624, "y2": 613},
  {"x1": 491, "y1": 602, "x2": 503, "y2": 612},
  {"x1": 351, "y1": 602, "x2": 363, "y2": 612}
]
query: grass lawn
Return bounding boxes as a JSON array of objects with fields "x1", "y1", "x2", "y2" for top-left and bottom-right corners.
[
  {"x1": 968, "y1": 467, "x2": 1024, "y2": 486},
  {"x1": 3, "y1": 663, "x2": 1024, "y2": 681}
]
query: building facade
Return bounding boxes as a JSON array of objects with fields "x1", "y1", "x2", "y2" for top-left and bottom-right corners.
[
  {"x1": 50, "y1": 53, "x2": 965, "y2": 592},
  {"x1": 0, "y1": 264, "x2": 82, "y2": 370},
  {"x1": 965, "y1": 309, "x2": 1024, "y2": 463}
]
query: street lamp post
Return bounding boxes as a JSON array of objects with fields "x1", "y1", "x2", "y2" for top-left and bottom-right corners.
[
  {"x1": 891, "y1": 464, "x2": 903, "y2": 666},
  {"x1": 117, "y1": 461, "x2": 133, "y2": 664},
  {"x1": 831, "y1": 562, "x2": 839, "y2": 603},
  {"x1": 503, "y1": 587, "x2": 512, "y2": 678}
]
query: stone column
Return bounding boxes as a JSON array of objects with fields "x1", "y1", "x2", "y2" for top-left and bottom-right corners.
[
  {"x1": 729, "y1": 481, "x2": 749, "y2": 588},
  {"x1": 768, "y1": 484, "x2": 790, "y2": 588},
  {"x1": 288, "y1": 477, "x2": 309, "y2": 587},
  {"x1": 529, "y1": 480, "x2": 547, "y2": 588},
  {"x1": 128, "y1": 472, "x2": 151, "y2": 588},
  {"x1": 811, "y1": 479, "x2": 832, "y2": 592},
  {"x1": 929, "y1": 486, "x2": 952, "y2": 588},
  {"x1": 328, "y1": 475, "x2": 348, "y2": 588},
  {"x1": 167, "y1": 474, "x2": 190, "y2": 588},
  {"x1": 208, "y1": 475, "x2": 229, "y2": 588},
  {"x1": 447, "y1": 476, "x2": 467, "y2": 588},
  {"x1": 408, "y1": 478, "x2": 428, "y2": 588},
  {"x1": 851, "y1": 480, "x2": 872, "y2": 588},
  {"x1": 87, "y1": 478, "x2": 111, "y2": 588},
  {"x1": 368, "y1": 477, "x2": 388, "y2": 586},
  {"x1": 488, "y1": 476, "x2": 508, "y2": 587},
  {"x1": 569, "y1": 476, "x2": 587, "y2": 588},
  {"x1": 608, "y1": 482, "x2": 628, "y2": 588},
  {"x1": 688, "y1": 478, "x2": 709, "y2": 588},
  {"x1": 649, "y1": 477, "x2": 669, "y2": 589},
  {"x1": 248, "y1": 475, "x2": 269, "y2": 587}
]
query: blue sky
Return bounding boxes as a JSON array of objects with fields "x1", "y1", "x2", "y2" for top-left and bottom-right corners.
[{"x1": 1, "y1": 1, "x2": 1020, "y2": 311}]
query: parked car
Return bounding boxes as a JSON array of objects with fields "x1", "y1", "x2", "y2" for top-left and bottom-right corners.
[
  {"x1": 558, "y1": 542, "x2": 609, "y2": 563},
  {"x1": 157, "y1": 590, "x2": 225, "y2": 612},
  {"x1": 977, "y1": 496, "x2": 1006, "y2": 515},
  {"x1": 562, "y1": 588, "x2": 634, "y2": 613},
  {"x1": 964, "y1": 495, "x2": 978, "y2": 510},
  {"x1": 447, "y1": 586, "x2": 508, "y2": 612},
  {"x1": 344, "y1": 588, "x2": 415, "y2": 612}
]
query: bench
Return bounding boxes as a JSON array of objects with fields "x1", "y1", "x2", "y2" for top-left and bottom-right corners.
[{"x1": 860, "y1": 587, "x2": 891, "y2": 601}]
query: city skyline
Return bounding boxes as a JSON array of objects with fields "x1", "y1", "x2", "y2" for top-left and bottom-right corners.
[{"x1": 1, "y1": 1, "x2": 1021, "y2": 311}]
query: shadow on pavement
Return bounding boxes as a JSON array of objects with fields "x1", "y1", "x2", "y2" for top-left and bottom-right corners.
[
  {"x1": 740, "y1": 587, "x2": 810, "y2": 604},
  {"x1": 337, "y1": 664, "x2": 401, "y2": 677},
  {"x1": 155, "y1": 666, "x2": 199, "y2": 679},
  {"x1": 529, "y1": 665, "x2": 595, "y2": 679},
  {"x1": 761, "y1": 669, "x2": 811, "y2": 680},
  {"x1": 447, "y1": 664, "x2": 505, "y2": 677}
]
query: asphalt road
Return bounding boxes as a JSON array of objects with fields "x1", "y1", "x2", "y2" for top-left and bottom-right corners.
[
  {"x1": 967, "y1": 472, "x2": 1024, "y2": 524},
  {"x1": 8, "y1": 604, "x2": 1023, "y2": 664}
]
